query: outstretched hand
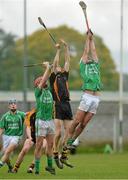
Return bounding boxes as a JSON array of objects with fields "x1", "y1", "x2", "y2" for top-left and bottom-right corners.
[
  {"x1": 87, "y1": 29, "x2": 93, "y2": 35},
  {"x1": 87, "y1": 29, "x2": 93, "y2": 40},
  {"x1": 55, "y1": 43, "x2": 61, "y2": 49},
  {"x1": 43, "y1": 61, "x2": 49, "y2": 68},
  {"x1": 60, "y1": 38, "x2": 68, "y2": 47},
  {"x1": 43, "y1": 61, "x2": 53, "y2": 70}
]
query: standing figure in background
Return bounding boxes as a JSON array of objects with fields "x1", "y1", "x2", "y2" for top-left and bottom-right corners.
[{"x1": 0, "y1": 99, "x2": 30, "y2": 172}]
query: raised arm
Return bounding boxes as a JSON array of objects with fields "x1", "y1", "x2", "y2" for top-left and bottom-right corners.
[
  {"x1": 89, "y1": 34, "x2": 98, "y2": 62},
  {"x1": 52, "y1": 43, "x2": 61, "y2": 73},
  {"x1": 60, "y1": 39, "x2": 70, "y2": 72},
  {"x1": 81, "y1": 33, "x2": 90, "y2": 63},
  {"x1": 87, "y1": 30, "x2": 98, "y2": 61},
  {"x1": 34, "y1": 62, "x2": 52, "y2": 89}
]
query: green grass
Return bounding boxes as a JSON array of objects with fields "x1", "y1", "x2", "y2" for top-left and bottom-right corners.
[{"x1": 0, "y1": 153, "x2": 128, "y2": 179}]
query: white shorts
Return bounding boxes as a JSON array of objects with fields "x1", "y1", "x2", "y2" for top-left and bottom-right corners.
[
  {"x1": 2, "y1": 135, "x2": 21, "y2": 150},
  {"x1": 35, "y1": 119, "x2": 55, "y2": 137},
  {"x1": 78, "y1": 93, "x2": 100, "y2": 114}
]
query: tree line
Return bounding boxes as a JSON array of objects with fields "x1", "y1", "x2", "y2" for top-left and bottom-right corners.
[{"x1": 0, "y1": 26, "x2": 120, "y2": 91}]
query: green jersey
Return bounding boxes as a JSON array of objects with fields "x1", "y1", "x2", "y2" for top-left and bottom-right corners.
[
  {"x1": 35, "y1": 87, "x2": 53, "y2": 121},
  {"x1": 80, "y1": 59, "x2": 101, "y2": 91},
  {"x1": 0, "y1": 111, "x2": 25, "y2": 136}
]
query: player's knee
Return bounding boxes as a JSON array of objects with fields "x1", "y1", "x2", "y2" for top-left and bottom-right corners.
[
  {"x1": 73, "y1": 118, "x2": 80, "y2": 126},
  {"x1": 35, "y1": 146, "x2": 41, "y2": 154},
  {"x1": 84, "y1": 114, "x2": 93, "y2": 125},
  {"x1": 64, "y1": 124, "x2": 70, "y2": 131},
  {"x1": 80, "y1": 122, "x2": 86, "y2": 129},
  {"x1": 69, "y1": 121, "x2": 78, "y2": 133},
  {"x1": 88, "y1": 114, "x2": 93, "y2": 121},
  {"x1": 22, "y1": 147, "x2": 29, "y2": 154},
  {"x1": 48, "y1": 141, "x2": 53, "y2": 150},
  {"x1": 4, "y1": 149, "x2": 11, "y2": 156},
  {"x1": 36, "y1": 141, "x2": 42, "y2": 151},
  {"x1": 55, "y1": 130, "x2": 61, "y2": 138}
]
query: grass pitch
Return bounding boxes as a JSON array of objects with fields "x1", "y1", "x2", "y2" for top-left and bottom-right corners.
[{"x1": 0, "y1": 153, "x2": 128, "y2": 179}]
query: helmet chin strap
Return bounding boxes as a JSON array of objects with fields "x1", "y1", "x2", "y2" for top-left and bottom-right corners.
[{"x1": 10, "y1": 109, "x2": 16, "y2": 113}]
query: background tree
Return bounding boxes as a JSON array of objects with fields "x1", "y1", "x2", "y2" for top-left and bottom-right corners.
[
  {"x1": 0, "y1": 26, "x2": 119, "y2": 91},
  {"x1": 123, "y1": 74, "x2": 128, "y2": 91},
  {"x1": 0, "y1": 29, "x2": 19, "y2": 90}
]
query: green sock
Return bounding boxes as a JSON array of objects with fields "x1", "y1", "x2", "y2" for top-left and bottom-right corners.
[
  {"x1": 47, "y1": 156, "x2": 52, "y2": 168},
  {"x1": 6, "y1": 160, "x2": 12, "y2": 170},
  {"x1": 67, "y1": 138, "x2": 75, "y2": 145},
  {"x1": 0, "y1": 160, "x2": 4, "y2": 167},
  {"x1": 35, "y1": 159, "x2": 40, "y2": 172},
  {"x1": 0, "y1": 152, "x2": 3, "y2": 158}
]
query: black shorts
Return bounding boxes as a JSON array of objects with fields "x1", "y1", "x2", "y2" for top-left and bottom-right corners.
[
  {"x1": 54, "y1": 101, "x2": 73, "y2": 120},
  {"x1": 31, "y1": 133, "x2": 36, "y2": 144}
]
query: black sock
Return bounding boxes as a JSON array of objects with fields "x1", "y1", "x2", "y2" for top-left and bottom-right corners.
[
  {"x1": 61, "y1": 148, "x2": 68, "y2": 159},
  {"x1": 53, "y1": 152, "x2": 59, "y2": 159},
  {"x1": 6, "y1": 160, "x2": 12, "y2": 170},
  {"x1": 29, "y1": 163, "x2": 35, "y2": 169}
]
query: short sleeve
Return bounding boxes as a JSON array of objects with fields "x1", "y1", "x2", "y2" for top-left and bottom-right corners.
[
  {"x1": 34, "y1": 87, "x2": 42, "y2": 98},
  {"x1": 0, "y1": 115, "x2": 5, "y2": 129}
]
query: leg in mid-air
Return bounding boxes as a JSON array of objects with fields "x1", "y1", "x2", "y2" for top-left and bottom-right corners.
[
  {"x1": 59, "y1": 120, "x2": 74, "y2": 168},
  {"x1": 66, "y1": 28, "x2": 101, "y2": 151},
  {"x1": 66, "y1": 110, "x2": 85, "y2": 148},
  {"x1": 67, "y1": 111, "x2": 94, "y2": 148},
  {"x1": 53, "y1": 119, "x2": 63, "y2": 169},
  {"x1": 49, "y1": 39, "x2": 73, "y2": 169}
]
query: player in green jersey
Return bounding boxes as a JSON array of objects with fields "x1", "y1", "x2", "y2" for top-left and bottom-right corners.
[
  {"x1": 0, "y1": 99, "x2": 31, "y2": 172},
  {"x1": 66, "y1": 30, "x2": 102, "y2": 148},
  {"x1": 34, "y1": 61, "x2": 55, "y2": 175}
]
